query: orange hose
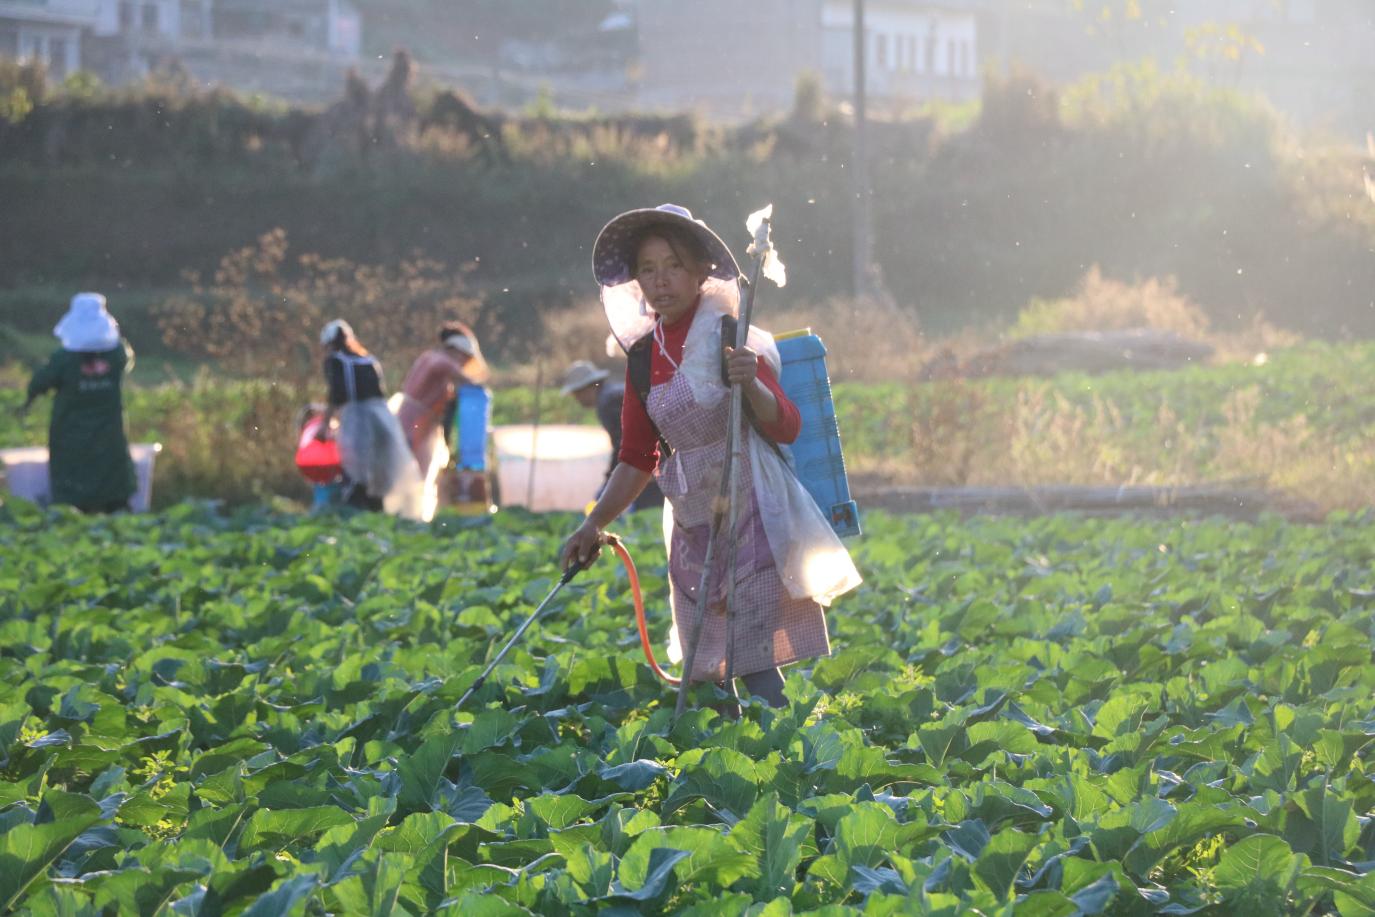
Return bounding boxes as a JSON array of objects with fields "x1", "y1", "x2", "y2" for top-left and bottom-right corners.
[{"x1": 608, "y1": 537, "x2": 681, "y2": 686}]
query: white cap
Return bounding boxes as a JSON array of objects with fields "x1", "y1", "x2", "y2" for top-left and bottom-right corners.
[
  {"x1": 320, "y1": 318, "x2": 354, "y2": 346},
  {"x1": 442, "y1": 332, "x2": 476, "y2": 357}
]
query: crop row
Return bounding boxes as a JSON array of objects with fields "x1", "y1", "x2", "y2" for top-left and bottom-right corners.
[{"x1": 1, "y1": 501, "x2": 1373, "y2": 913}]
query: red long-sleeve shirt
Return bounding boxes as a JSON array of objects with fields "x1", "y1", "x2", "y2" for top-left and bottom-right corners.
[{"x1": 618, "y1": 302, "x2": 801, "y2": 474}]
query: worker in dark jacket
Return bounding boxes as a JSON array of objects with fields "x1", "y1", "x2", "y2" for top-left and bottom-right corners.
[
  {"x1": 561, "y1": 360, "x2": 664, "y2": 512},
  {"x1": 20, "y1": 293, "x2": 137, "y2": 513}
]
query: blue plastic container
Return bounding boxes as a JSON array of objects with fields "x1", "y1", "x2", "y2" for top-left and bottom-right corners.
[
  {"x1": 454, "y1": 385, "x2": 492, "y2": 470},
  {"x1": 312, "y1": 482, "x2": 342, "y2": 511},
  {"x1": 776, "y1": 332, "x2": 861, "y2": 538}
]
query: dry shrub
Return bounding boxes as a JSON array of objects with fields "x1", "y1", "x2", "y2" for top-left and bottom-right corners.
[
  {"x1": 1212, "y1": 386, "x2": 1375, "y2": 510},
  {"x1": 153, "y1": 229, "x2": 495, "y2": 384},
  {"x1": 998, "y1": 388, "x2": 1194, "y2": 488},
  {"x1": 907, "y1": 381, "x2": 985, "y2": 486},
  {"x1": 143, "y1": 374, "x2": 309, "y2": 507},
  {"x1": 1009, "y1": 267, "x2": 1212, "y2": 339},
  {"x1": 767, "y1": 297, "x2": 928, "y2": 383},
  {"x1": 496, "y1": 301, "x2": 623, "y2": 389},
  {"x1": 1207, "y1": 314, "x2": 1301, "y2": 365}
]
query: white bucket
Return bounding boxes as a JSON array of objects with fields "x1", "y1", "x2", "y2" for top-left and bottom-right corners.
[
  {"x1": 0, "y1": 443, "x2": 162, "y2": 512},
  {"x1": 492, "y1": 424, "x2": 611, "y2": 512}
]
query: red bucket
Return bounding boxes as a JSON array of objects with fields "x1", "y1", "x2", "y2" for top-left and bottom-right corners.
[{"x1": 296, "y1": 416, "x2": 342, "y2": 484}]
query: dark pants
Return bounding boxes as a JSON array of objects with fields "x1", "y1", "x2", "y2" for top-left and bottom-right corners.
[
  {"x1": 714, "y1": 667, "x2": 786, "y2": 716},
  {"x1": 343, "y1": 480, "x2": 383, "y2": 512},
  {"x1": 74, "y1": 498, "x2": 131, "y2": 514}
]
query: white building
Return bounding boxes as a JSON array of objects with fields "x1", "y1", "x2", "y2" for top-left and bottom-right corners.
[
  {"x1": 0, "y1": 0, "x2": 102, "y2": 79},
  {"x1": 821, "y1": 0, "x2": 979, "y2": 101},
  {"x1": 1, "y1": 0, "x2": 358, "y2": 88},
  {"x1": 632, "y1": 0, "x2": 983, "y2": 119}
]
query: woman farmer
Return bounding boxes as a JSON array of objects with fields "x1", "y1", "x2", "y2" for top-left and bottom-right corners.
[
  {"x1": 317, "y1": 319, "x2": 424, "y2": 518},
  {"x1": 561, "y1": 204, "x2": 861, "y2": 708},
  {"x1": 20, "y1": 293, "x2": 137, "y2": 513},
  {"x1": 396, "y1": 321, "x2": 489, "y2": 517}
]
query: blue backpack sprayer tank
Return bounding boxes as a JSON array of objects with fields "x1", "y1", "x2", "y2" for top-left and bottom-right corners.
[
  {"x1": 442, "y1": 383, "x2": 496, "y2": 516},
  {"x1": 774, "y1": 327, "x2": 861, "y2": 538}
]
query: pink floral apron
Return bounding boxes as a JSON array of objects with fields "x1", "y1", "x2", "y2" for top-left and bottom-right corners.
[{"x1": 648, "y1": 364, "x2": 831, "y2": 682}]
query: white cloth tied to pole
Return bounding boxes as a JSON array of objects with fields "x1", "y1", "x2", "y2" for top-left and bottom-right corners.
[{"x1": 746, "y1": 205, "x2": 788, "y2": 289}]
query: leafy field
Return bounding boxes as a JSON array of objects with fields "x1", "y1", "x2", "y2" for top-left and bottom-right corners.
[{"x1": 3, "y1": 501, "x2": 1374, "y2": 914}]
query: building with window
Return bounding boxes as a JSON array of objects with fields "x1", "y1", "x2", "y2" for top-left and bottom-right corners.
[
  {"x1": 632, "y1": 0, "x2": 984, "y2": 120},
  {"x1": 211, "y1": 0, "x2": 359, "y2": 57},
  {"x1": 821, "y1": 0, "x2": 979, "y2": 102},
  {"x1": 0, "y1": 0, "x2": 102, "y2": 79},
  {"x1": 1, "y1": 0, "x2": 359, "y2": 94}
]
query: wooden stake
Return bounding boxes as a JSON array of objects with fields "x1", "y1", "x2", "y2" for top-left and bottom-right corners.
[{"x1": 675, "y1": 244, "x2": 768, "y2": 718}]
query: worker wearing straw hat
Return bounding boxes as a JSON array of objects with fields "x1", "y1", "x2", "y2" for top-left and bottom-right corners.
[
  {"x1": 19, "y1": 293, "x2": 137, "y2": 513},
  {"x1": 561, "y1": 204, "x2": 860, "y2": 708},
  {"x1": 560, "y1": 359, "x2": 664, "y2": 512}
]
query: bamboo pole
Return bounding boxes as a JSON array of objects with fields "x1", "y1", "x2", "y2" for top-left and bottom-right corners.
[
  {"x1": 526, "y1": 361, "x2": 543, "y2": 509},
  {"x1": 721, "y1": 267, "x2": 762, "y2": 703},
  {"x1": 674, "y1": 242, "x2": 768, "y2": 719}
]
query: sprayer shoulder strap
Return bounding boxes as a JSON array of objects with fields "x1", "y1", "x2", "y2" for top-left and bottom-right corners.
[
  {"x1": 627, "y1": 318, "x2": 785, "y2": 461},
  {"x1": 626, "y1": 332, "x2": 672, "y2": 459}
]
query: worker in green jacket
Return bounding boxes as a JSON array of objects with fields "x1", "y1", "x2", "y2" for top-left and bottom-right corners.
[{"x1": 19, "y1": 293, "x2": 137, "y2": 513}]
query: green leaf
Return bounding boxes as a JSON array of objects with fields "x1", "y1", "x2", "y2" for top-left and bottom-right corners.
[
  {"x1": 1299, "y1": 866, "x2": 1375, "y2": 912},
  {"x1": 526, "y1": 794, "x2": 603, "y2": 831},
  {"x1": 315, "y1": 801, "x2": 395, "y2": 882},
  {"x1": 1013, "y1": 890, "x2": 1078, "y2": 917},
  {"x1": 619, "y1": 826, "x2": 759, "y2": 890},
  {"x1": 915, "y1": 722, "x2": 966, "y2": 767},
  {"x1": 237, "y1": 806, "x2": 356, "y2": 853},
  {"x1": 1290, "y1": 782, "x2": 1360, "y2": 866},
  {"x1": 728, "y1": 792, "x2": 812, "y2": 900},
  {"x1": 0, "y1": 792, "x2": 105, "y2": 911},
  {"x1": 1123, "y1": 802, "x2": 1250, "y2": 876},
  {"x1": 972, "y1": 828, "x2": 1039, "y2": 901},
  {"x1": 597, "y1": 847, "x2": 690, "y2": 904},
  {"x1": 397, "y1": 733, "x2": 460, "y2": 813},
  {"x1": 596, "y1": 760, "x2": 668, "y2": 792},
  {"x1": 663, "y1": 748, "x2": 775, "y2": 819},
  {"x1": 1091, "y1": 694, "x2": 1150, "y2": 739},
  {"x1": 1213, "y1": 834, "x2": 1303, "y2": 917},
  {"x1": 461, "y1": 710, "x2": 519, "y2": 755},
  {"x1": 240, "y1": 874, "x2": 319, "y2": 917},
  {"x1": 86, "y1": 865, "x2": 205, "y2": 916}
]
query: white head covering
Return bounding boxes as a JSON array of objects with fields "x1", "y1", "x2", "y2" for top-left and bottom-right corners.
[
  {"x1": 54, "y1": 292, "x2": 120, "y2": 352},
  {"x1": 442, "y1": 332, "x2": 476, "y2": 357},
  {"x1": 440, "y1": 329, "x2": 490, "y2": 383},
  {"x1": 320, "y1": 318, "x2": 354, "y2": 347},
  {"x1": 592, "y1": 203, "x2": 743, "y2": 353}
]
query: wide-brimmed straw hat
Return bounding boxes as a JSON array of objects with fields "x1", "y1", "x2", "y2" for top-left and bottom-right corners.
[
  {"x1": 559, "y1": 360, "x2": 611, "y2": 395},
  {"x1": 592, "y1": 203, "x2": 741, "y2": 288},
  {"x1": 54, "y1": 292, "x2": 121, "y2": 352}
]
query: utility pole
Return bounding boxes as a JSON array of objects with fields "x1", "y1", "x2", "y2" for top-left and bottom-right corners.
[{"x1": 851, "y1": 0, "x2": 873, "y2": 301}]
